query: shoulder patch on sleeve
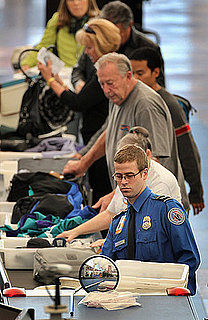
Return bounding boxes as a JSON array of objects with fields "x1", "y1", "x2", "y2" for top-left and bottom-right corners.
[
  {"x1": 155, "y1": 195, "x2": 173, "y2": 202},
  {"x1": 113, "y1": 209, "x2": 127, "y2": 220},
  {"x1": 168, "y1": 207, "x2": 185, "y2": 225}
]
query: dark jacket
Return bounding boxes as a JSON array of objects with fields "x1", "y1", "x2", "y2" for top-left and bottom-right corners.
[
  {"x1": 158, "y1": 87, "x2": 204, "y2": 204},
  {"x1": 71, "y1": 26, "x2": 165, "y2": 88},
  {"x1": 60, "y1": 70, "x2": 108, "y2": 144}
]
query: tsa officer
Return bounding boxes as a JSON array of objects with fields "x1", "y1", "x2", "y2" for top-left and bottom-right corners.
[{"x1": 101, "y1": 144, "x2": 200, "y2": 295}]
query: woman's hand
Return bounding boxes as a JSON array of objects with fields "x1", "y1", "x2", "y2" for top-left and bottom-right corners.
[
  {"x1": 38, "y1": 59, "x2": 53, "y2": 82},
  {"x1": 75, "y1": 80, "x2": 85, "y2": 93}
]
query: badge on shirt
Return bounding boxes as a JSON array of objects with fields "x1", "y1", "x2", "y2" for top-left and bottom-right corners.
[
  {"x1": 168, "y1": 208, "x2": 185, "y2": 225},
  {"x1": 115, "y1": 214, "x2": 126, "y2": 234},
  {"x1": 142, "y1": 216, "x2": 151, "y2": 230}
]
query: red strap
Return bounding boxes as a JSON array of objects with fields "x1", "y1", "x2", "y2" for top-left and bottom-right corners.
[{"x1": 175, "y1": 124, "x2": 191, "y2": 137}]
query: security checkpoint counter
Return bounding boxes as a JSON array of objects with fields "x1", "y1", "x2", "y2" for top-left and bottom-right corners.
[
  {"x1": 6, "y1": 294, "x2": 202, "y2": 320},
  {"x1": 0, "y1": 266, "x2": 206, "y2": 320}
]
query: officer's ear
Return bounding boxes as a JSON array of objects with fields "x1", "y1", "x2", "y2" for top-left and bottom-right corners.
[{"x1": 143, "y1": 168, "x2": 149, "y2": 181}]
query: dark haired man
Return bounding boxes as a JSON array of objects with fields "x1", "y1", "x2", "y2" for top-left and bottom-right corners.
[{"x1": 129, "y1": 47, "x2": 204, "y2": 215}]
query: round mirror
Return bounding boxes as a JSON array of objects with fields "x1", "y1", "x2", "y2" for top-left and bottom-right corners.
[{"x1": 79, "y1": 255, "x2": 119, "y2": 293}]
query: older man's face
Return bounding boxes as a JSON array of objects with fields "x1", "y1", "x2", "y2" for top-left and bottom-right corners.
[{"x1": 97, "y1": 62, "x2": 131, "y2": 106}]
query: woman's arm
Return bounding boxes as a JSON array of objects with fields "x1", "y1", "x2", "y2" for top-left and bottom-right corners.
[{"x1": 38, "y1": 60, "x2": 108, "y2": 113}]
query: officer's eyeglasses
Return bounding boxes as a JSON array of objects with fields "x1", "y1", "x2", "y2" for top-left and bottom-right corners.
[
  {"x1": 112, "y1": 168, "x2": 146, "y2": 182},
  {"x1": 83, "y1": 24, "x2": 96, "y2": 35}
]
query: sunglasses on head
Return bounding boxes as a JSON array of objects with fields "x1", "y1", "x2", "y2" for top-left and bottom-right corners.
[{"x1": 83, "y1": 23, "x2": 96, "y2": 34}]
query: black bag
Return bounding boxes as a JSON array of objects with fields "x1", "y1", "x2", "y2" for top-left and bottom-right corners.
[
  {"x1": 17, "y1": 48, "x2": 74, "y2": 137},
  {"x1": 11, "y1": 193, "x2": 74, "y2": 224},
  {"x1": 0, "y1": 125, "x2": 41, "y2": 151},
  {"x1": 7, "y1": 171, "x2": 73, "y2": 202},
  {"x1": 7, "y1": 171, "x2": 90, "y2": 223}
]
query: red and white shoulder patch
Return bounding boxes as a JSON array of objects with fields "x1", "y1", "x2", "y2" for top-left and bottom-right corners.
[{"x1": 168, "y1": 208, "x2": 185, "y2": 225}]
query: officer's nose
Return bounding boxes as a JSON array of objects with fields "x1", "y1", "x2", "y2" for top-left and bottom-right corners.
[{"x1": 120, "y1": 176, "x2": 128, "y2": 184}]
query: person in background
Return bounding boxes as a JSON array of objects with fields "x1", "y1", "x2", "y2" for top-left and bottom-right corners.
[
  {"x1": 101, "y1": 144, "x2": 200, "y2": 295},
  {"x1": 21, "y1": 0, "x2": 100, "y2": 70},
  {"x1": 129, "y1": 47, "x2": 205, "y2": 215},
  {"x1": 38, "y1": 18, "x2": 121, "y2": 204},
  {"x1": 57, "y1": 126, "x2": 182, "y2": 243},
  {"x1": 71, "y1": 0, "x2": 165, "y2": 93}
]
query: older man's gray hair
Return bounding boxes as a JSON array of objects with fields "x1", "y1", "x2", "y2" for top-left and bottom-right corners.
[{"x1": 95, "y1": 52, "x2": 133, "y2": 77}]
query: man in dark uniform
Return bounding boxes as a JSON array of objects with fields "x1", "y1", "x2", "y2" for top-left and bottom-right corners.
[{"x1": 101, "y1": 144, "x2": 200, "y2": 295}]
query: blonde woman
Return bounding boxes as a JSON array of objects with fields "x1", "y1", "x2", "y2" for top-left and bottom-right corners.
[
  {"x1": 38, "y1": 18, "x2": 121, "y2": 203},
  {"x1": 21, "y1": 0, "x2": 100, "y2": 70},
  {"x1": 39, "y1": 18, "x2": 120, "y2": 144}
]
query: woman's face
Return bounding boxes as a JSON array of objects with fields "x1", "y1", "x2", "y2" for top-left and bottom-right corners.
[
  {"x1": 84, "y1": 39, "x2": 100, "y2": 63},
  {"x1": 66, "y1": 0, "x2": 89, "y2": 19}
]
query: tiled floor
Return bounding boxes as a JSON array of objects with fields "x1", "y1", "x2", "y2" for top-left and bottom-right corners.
[{"x1": 0, "y1": 0, "x2": 208, "y2": 316}]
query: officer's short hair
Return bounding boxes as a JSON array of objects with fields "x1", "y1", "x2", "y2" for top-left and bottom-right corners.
[
  {"x1": 117, "y1": 126, "x2": 152, "y2": 151},
  {"x1": 114, "y1": 144, "x2": 148, "y2": 171},
  {"x1": 100, "y1": 1, "x2": 134, "y2": 29}
]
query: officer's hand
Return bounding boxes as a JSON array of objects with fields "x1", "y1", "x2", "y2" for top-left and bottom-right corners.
[
  {"x1": 92, "y1": 191, "x2": 115, "y2": 212},
  {"x1": 191, "y1": 200, "x2": 205, "y2": 215},
  {"x1": 90, "y1": 238, "x2": 105, "y2": 253},
  {"x1": 63, "y1": 159, "x2": 85, "y2": 176},
  {"x1": 56, "y1": 230, "x2": 78, "y2": 243}
]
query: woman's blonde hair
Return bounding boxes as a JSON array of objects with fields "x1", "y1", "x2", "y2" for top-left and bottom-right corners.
[
  {"x1": 76, "y1": 18, "x2": 121, "y2": 57},
  {"x1": 58, "y1": 0, "x2": 100, "y2": 27}
]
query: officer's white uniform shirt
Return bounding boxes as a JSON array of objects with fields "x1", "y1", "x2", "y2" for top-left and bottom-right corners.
[{"x1": 108, "y1": 159, "x2": 182, "y2": 215}]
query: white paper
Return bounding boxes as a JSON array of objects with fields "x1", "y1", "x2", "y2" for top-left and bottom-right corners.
[{"x1": 37, "y1": 47, "x2": 65, "y2": 75}]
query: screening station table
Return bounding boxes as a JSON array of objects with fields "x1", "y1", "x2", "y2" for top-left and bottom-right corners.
[
  {"x1": 8, "y1": 295, "x2": 200, "y2": 320},
  {"x1": 0, "y1": 255, "x2": 206, "y2": 319},
  {"x1": 0, "y1": 266, "x2": 206, "y2": 319}
]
